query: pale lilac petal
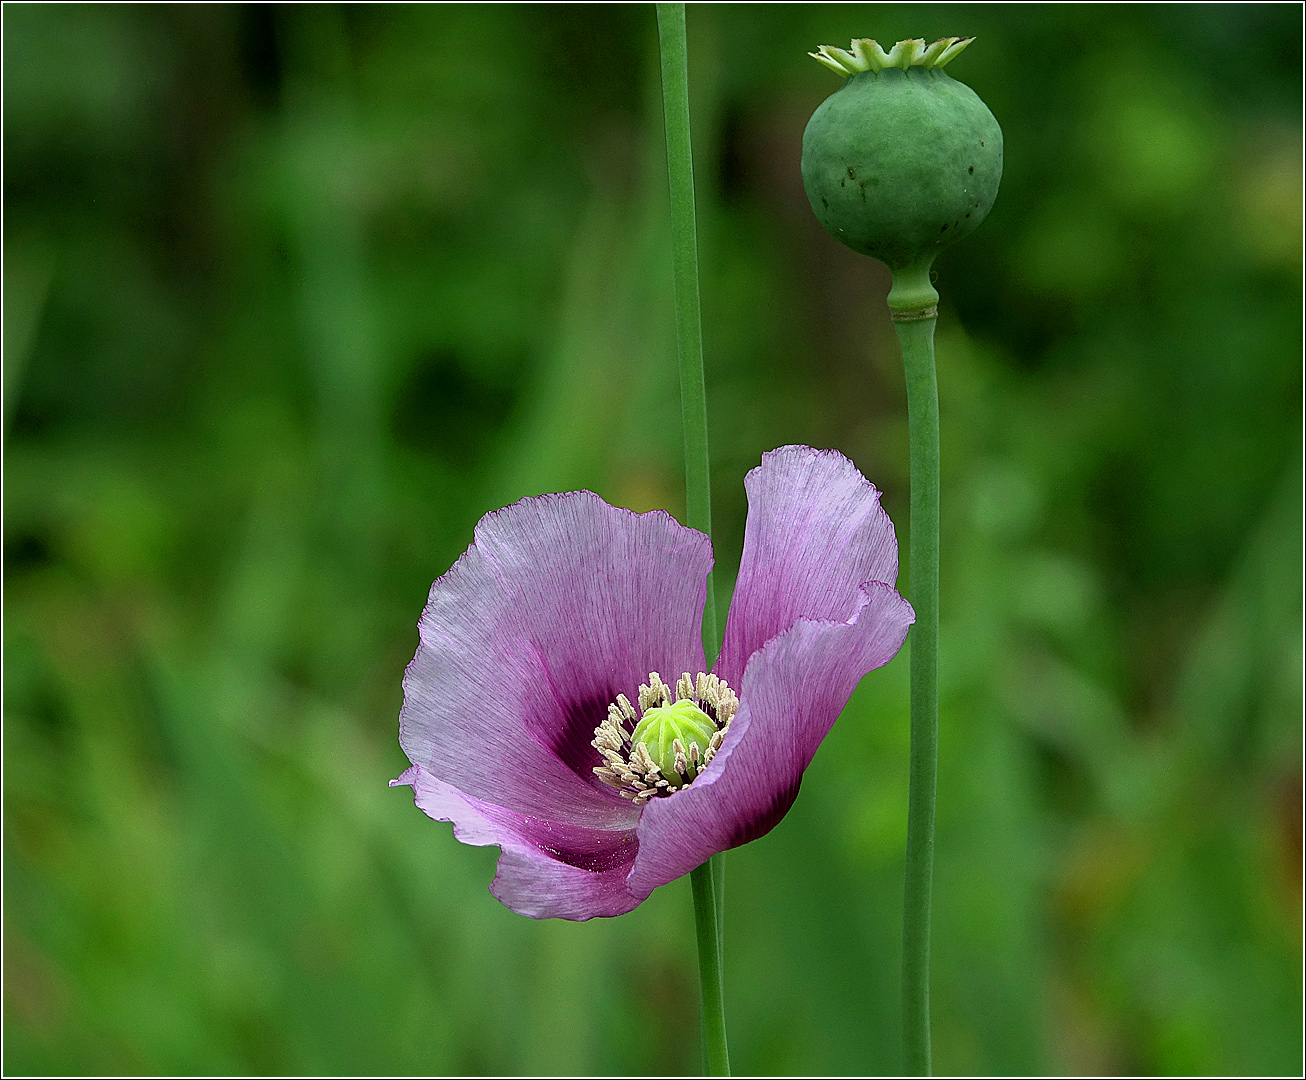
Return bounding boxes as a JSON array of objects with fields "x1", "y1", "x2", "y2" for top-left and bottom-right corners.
[
  {"x1": 715, "y1": 445, "x2": 900, "y2": 687},
  {"x1": 627, "y1": 583, "x2": 913, "y2": 896},
  {"x1": 399, "y1": 491, "x2": 711, "y2": 830},
  {"x1": 392, "y1": 766, "x2": 640, "y2": 920}
]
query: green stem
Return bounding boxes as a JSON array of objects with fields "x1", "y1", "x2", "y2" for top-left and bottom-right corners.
[
  {"x1": 657, "y1": 1, "x2": 718, "y2": 645},
  {"x1": 889, "y1": 259, "x2": 940, "y2": 1077},
  {"x1": 690, "y1": 862, "x2": 730, "y2": 1075},
  {"x1": 657, "y1": 4, "x2": 729, "y2": 1075}
]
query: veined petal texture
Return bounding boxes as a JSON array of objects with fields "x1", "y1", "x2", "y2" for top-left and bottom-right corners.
[{"x1": 716, "y1": 445, "x2": 900, "y2": 687}]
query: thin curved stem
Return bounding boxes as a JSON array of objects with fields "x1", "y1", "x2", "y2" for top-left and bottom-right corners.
[
  {"x1": 892, "y1": 306, "x2": 940, "y2": 1076},
  {"x1": 657, "y1": 4, "x2": 729, "y2": 1075}
]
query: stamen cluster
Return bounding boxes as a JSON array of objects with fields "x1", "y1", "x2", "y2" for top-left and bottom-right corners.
[{"x1": 592, "y1": 671, "x2": 739, "y2": 804}]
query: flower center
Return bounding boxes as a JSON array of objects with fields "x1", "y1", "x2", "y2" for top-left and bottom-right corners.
[
  {"x1": 631, "y1": 699, "x2": 716, "y2": 782},
  {"x1": 591, "y1": 671, "x2": 739, "y2": 804}
]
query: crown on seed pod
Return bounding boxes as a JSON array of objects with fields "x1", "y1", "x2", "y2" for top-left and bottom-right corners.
[{"x1": 801, "y1": 37, "x2": 1003, "y2": 274}]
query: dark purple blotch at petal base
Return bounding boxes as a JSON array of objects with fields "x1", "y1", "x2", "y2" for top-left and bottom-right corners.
[{"x1": 545, "y1": 686, "x2": 626, "y2": 793}]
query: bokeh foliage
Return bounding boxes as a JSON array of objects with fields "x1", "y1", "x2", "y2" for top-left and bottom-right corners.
[{"x1": 3, "y1": 3, "x2": 1300, "y2": 1075}]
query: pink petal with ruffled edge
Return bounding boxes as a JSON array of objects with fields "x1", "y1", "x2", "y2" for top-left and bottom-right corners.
[
  {"x1": 394, "y1": 765, "x2": 641, "y2": 919},
  {"x1": 397, "y1": 490, "x2": 712, "y2": 833},
  {"x1": 627, "y1": 582, "x2": 914, "y2": 896},
  {"x1": 715, "y1": 445, "x2": 900, "y2": 688}
]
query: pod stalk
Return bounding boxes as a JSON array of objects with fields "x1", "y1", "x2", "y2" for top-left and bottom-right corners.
[{"x1": 888, "y1": 258, "x2": 940, "y2": 321}]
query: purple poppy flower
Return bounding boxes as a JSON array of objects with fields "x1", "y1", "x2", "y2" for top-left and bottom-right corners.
[{"x1": 392, "y1": 445, "x2": 913, "y2": 920}]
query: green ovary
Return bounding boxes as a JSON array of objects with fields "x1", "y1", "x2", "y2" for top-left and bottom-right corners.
[{"x1": 630, "y1": 699, "x2": 716, "y2": 787}]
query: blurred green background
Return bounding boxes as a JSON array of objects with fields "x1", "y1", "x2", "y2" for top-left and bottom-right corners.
[{"x1": 4, "y1": 3, "x2": 1301, "y2": 1075}]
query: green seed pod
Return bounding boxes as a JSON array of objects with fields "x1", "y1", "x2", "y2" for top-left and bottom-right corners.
[{"x1": 801, "y1": 37, "x2": 1002, "y2": 311}]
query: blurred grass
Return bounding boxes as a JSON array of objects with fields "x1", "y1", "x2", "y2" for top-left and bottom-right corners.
[{"x1": 3, "y1": 3, "x2": 1301, "y2": 1075}]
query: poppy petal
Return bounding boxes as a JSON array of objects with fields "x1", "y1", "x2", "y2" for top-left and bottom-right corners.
[
  {"x1": 393, "y1": 766, "x2": 641, "y2": 920},
  {"x1": 716, "y1": 445, "x2": 900, "y2": 687}
]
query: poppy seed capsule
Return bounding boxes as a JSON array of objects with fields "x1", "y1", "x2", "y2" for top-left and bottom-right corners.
[{"x1": 801, "y1": 37, "x2": 1002, "y2": 290}]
